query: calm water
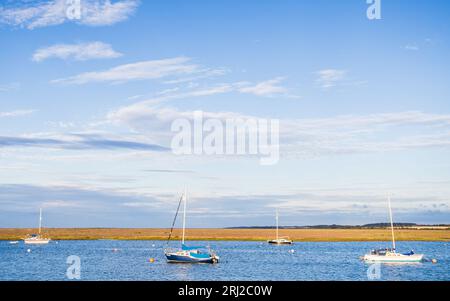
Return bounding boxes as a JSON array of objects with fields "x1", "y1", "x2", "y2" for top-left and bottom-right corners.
[{"x1": 0, "y1": 240, "x2": 448, "y2": 281}]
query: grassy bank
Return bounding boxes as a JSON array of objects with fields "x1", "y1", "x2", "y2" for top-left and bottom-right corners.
[{"x1": 0, "y1": 228, "x2": 449, "y2": 242}]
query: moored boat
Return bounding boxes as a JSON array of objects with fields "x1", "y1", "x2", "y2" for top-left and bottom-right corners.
[
  {"x1": 363, "y1": 248, "x2": 424, "y2": 262},
  {"x1": 268, "y1": 237, "x2": 293, "y2": 245},
  {"x1": 164, "y1": 189, "x2": 219, "y2": 264},
  {"x1": 362, "y1": 195, "x2": 423, "y2": 263},
  {"x1": 165, "y1": 245, "x2": 219, "y2": 264},
  {"x1": 24, "y1": 208, "x2": 51, "y2": 245},
  {"x1": 267, "y1": 210, "x2": 293, "y2": 245}
]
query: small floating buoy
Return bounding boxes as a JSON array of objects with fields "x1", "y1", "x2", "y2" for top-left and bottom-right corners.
[
  {"x1": 149, "y1": 258, "x2": 155, "y2": 263},
  {"x1": 289, "y1": 249, "x2": 295, "y2": 254},
  {"x1": 152, "y1": 244, "x2": 156, "y2": 248},
  {"x1": 431, "y1": 259, "x2": 438, "y2": 264},
  {"x1": 27, "y1": 249, "x2": 31, "y2": 253},
  {"x1": 112, "y1": 248, "x2": 119, "y2": 252}
]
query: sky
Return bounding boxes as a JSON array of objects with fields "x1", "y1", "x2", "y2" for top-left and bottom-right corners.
[{"x1": 0, "y1": 0, "x2": 450, "y2": 228}]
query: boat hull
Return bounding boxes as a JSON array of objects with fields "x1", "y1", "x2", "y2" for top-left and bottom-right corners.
[
  {"x1": 363, "y1": 254, "x2": 424, "y2": 262},
  {"x1": 24, "y1": 239, "x2": 50, "y2": 245},
  {"x1": 267, "y1": 239, "x2": 293, "y2": 245},
  {"x1": 165, "y1": 252, "x2": 219, "y2": 264}
]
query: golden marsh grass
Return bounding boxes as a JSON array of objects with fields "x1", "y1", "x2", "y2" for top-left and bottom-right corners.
[{"x1": 0, "y1": 228, "x2": 448, "y2": 242}]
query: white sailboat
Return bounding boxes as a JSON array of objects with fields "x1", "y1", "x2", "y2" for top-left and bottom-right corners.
[
  {"x1": 268, "y1": 210, "x2": 293, "y2": 245},
  {"x1": 363, "y1": 195, "x2": 423, "y2": 262},
  {"x1": 164, "y1": 189, "x2": 219, "y2": 263},
  {"x1": 24, "y1": 208, "x2": 51, "y2": 245}
]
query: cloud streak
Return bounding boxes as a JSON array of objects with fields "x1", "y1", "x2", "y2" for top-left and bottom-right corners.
[
  {"x1": 0, "y1": 110, "x2": 34, "y2": 118},
  {"x1": 405, "y1": 44, "x2": 419, "y2": 51},
  {"x1": 316, "y1": 69, "x2": 347, "y2": 89},
  {"x1": 51, "y1": 57, "x2": 211, "y2": 85},
  {"x1": 238, "y1": 77, "x2": 289, "y2": 96},
  {"x1": 0, "y1": 134, "x2": 169, "y2": 152},
  {"x1": 50, "y1": 55, "x2": 293, "y2": 99},
  {"x1": 32, "y1": 41, "x2": 123, "y2": 62}
]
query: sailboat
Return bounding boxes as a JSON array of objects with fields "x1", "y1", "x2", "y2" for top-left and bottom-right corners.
[
  {"x1": 267, "y1": 210, "x2": 293, "y2": 245},
  {"x1": 164, "y1": 189, "x2": 219, "y2": 264},
  {"x1": 363, "y1": 195, "x2": 423, "y2": 262},
  {"x1": 24, "y1": 208, "x2": 51, "y2": 245}
]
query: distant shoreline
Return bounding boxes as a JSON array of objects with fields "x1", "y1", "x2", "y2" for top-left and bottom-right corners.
[{"x1": 1, "y1": 228, "x2": 448, "y2": 242}]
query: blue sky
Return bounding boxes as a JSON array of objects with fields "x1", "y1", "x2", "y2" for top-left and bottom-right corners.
[{"x1": 0, "y1": 0, "x2": 449, "y2": 228}]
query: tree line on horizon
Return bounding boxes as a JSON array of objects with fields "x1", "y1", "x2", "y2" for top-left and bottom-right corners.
[{"x1": 226, "y1": 223, "x2": 450, "y2": 229}]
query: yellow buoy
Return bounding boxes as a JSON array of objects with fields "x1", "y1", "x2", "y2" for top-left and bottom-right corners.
[
  {"x1": 431, "y1": 259, "x2": 437, "y2": 264},
  {"x1": 149, "y1": 258, "x2": 155, "y2": 263}
]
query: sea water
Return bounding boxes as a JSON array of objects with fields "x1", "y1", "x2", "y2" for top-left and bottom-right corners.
[{"x1": 0, "y1": 240, "x2": 448, "y2": 281}]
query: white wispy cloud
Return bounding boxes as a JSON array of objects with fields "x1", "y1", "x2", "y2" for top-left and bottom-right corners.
[
  {"x1": 51, "y1": 57, "x2": 213, "y2": 85},
  {"x1": 105, "y1": 96, "x2": 450, "y2": 158},
  {"x1": 120, "y1": 78, "x2": 292, "y2": 106},
  {"x1": 42, "y1": 200, "x2": 83, "y2": 208},
  {"x1": 0, "y1": 110, "x2": 34, "y2": 118},
  {"x1": 0, "y1": 0, "x2": 139, "y2": 30},
  {"x1": 316, "y1": 69, "x2": 347, "y2": 89},
  {"x1": 282, "y1": 111, "x2": 450, "y2": 157},
  {"x1": 50, "y1": 53, "x2": 293, "y2": 99},
  {"x1": 162, "y1": 67, "x2": 229, "y2": 84},
  {"x1": 80, "y1": 0, "x2": 139, "y2": 26},
  {"x1": 238, "y1": 77, "x2": 289, "y2": 96},
  {"x1": 32, "y1": 41, "x2": 123, "y2": 62},
  {"x1": 405, "y1": 44, "x2": 420, "y2": 51},
  {"x1": 107, "y1": 104, "x2": 249, "y2": 133}
]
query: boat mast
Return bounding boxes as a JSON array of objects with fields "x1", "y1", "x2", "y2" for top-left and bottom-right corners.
[
  {"x1": 39, "y1": 208, "x2": 42, "y2": 234},
  {"x1": 387, "y1": 194, "x2": 396, "y2": 251},
  {"x1": 182, "y1": 187, "x2": 187, "y2": 245},
  {"x1": 276, "y1": 209, "x2": 279, "y2": 240}
]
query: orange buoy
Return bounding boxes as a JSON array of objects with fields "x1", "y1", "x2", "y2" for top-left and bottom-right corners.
[{"x1": 149, "y1": 258, "x2": 155, "y2": 263}]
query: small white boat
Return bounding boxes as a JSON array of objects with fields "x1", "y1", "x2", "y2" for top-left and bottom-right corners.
[
  {"x1": 363, "y1": 195, "x2": 423, "y2": 263},
  {"x1": 363, "y1": 249, "x2": 424, "y2": 262},
  {"x1": 268, "y1": 210, "x2": 293, "y2": 245},
  {"x1": 268, "y1": 237, "x2": 294, "y2": 245},
  {"x1": 9, "y1": 241, "x2": 19, "y2": 244},
  {"x1": 24, "y1": 208, "x2": 51, "y2": 245},
  {"x1": 24, "y1": 235, "x2": 51, "y2": 245}
]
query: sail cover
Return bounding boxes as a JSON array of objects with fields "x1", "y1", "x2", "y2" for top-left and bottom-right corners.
[{"x1": 182, "y1": 244, "x2": 205, "y2": 251}]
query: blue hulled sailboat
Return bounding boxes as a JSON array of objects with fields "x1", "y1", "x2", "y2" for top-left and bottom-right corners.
[{"x1": 164, "y1": 189, "x2": 219, "y2": 264}]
